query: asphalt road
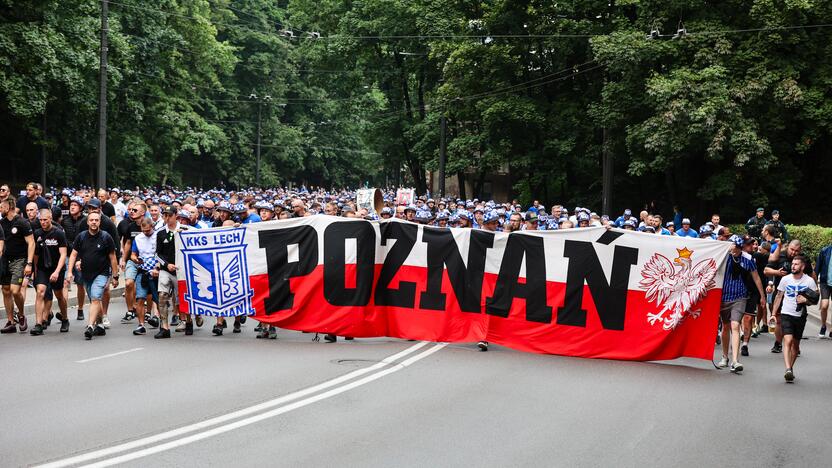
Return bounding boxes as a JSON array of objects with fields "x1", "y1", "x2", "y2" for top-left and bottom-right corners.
[{"x1": 2, "y1": 297, "x2": 832, "y2": 468}]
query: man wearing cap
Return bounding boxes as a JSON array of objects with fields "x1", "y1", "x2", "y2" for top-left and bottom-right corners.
[
  {"x1": 622, "y1": 219, "x2": 636, "y2": 231},
  {"x1": 745, "y1": 207, "x2": 767, "y2": 238},
  {"x1": 765, "y1": 210, "x2": 789, "y2": 242},
  {"x1": 155, "y1": 208, "x2": 186, "y2": 338},
  {"x1": 481, "y1": 211, "x2": 499, "y2": 232},
  {"x1": 698, "y1": 225, "x2": 714, "y2": 239},
  {"x1": 110, "y1": 189, "x2": 127, "y2": 224},
  {"x1": 614, "y1": 209, "x2": 633, "y2": 228},
  {"x1": 522, "y1": 212, "x2": 538, "y2": 231},
  {"x1": 675, "y1": 218, "x2": 697, "y2": 238},
  {"x1": 118, "y1": 200, "x2": 147, "y2": 324},
  {"x1": 718, "y1": 235, "x2": 766, "y2": 373}
]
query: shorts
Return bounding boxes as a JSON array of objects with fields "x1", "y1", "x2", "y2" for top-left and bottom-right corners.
[
  {"x1": 135, "y1": 271, "x2": 159, "y2": 304},
  {"x1": 157, "y1": 270, "x2": 178, "y2": 296},
  {"x1": 66, "y1": 259, "x2": 83, "y2": 285},
  {"x1": 781, "y1": 314, "x2": 807, "y2": 340},
  {"x1": 0, "y1": 258, "x2": 27, "y2": 286},
  {"x1": 83, "y1": 275, "x2": 109, "y2": 301},
  {"x1": 35, "y1": 269, "x2": 65, "y2": 301},
  {"x1": 745, "y1": 292, "x2": 760, "y2": 315},
  {"x1": 125, "y1": 260, "x2": 139, "y2": 282},
  {"x1": 820, "y1": 283, "x2": 831, "y2": 300},
  {"x1": 720, "y1": 299, "x2": 747, "y2": 323}
]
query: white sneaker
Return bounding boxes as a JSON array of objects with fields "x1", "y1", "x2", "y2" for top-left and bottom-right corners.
[
  {"x1": 730, "y1": 362, "x2": 743, "y2": 373},
  {"x1": 717, "y1": 357, "x2": 729, "y2": 368},
  {"x1": 102, "y1": 315, "x2": 111, "y2": 329}
]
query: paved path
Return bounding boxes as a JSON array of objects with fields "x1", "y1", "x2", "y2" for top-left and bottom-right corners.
[{"x1": 2, "y1": 297, "x2": 831, "y2": 467}]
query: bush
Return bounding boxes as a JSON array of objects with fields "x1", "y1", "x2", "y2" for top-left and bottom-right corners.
[{"x1": 732, "y1": 223, "x2": 832, "y2": 261}]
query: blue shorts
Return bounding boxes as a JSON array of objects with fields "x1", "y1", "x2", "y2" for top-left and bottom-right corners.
[
  {"x1": 135, "y1": 271, "x2": 159, "y2": 304},
  {"x1": 84, "y1": 275, "x2": 109, "y2": 301},
  {"x1": 125, "y1": 260, "x2": 139, "y2": 282}
]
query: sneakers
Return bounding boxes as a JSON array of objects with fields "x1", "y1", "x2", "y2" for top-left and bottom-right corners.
[
  {"x1": 212, "y1": 325, "x2": 222, "y2": 336},
  {"x1": 477, "y1": 341, "x2": 489, "y2": 352},
  {"x1": 268, "y1": 326, "x2": 277, "y2": 339},
  {"x1": 170, "y1": 315, "x2": 179, "y2": 327},
  {"x1": 29, "y1": 324, "x2": 44, "y2": 336},
  {"x1": 254, "y1": 324, "x2": 263, "y2": 333},
  {"x1": 760, "y1": 323, "x2": 769, "y2": 333},
  {"x1": 175, "y1": 321, "x2": 187, "y2": 332},
  {"x1": 76, "y1": 309, "x2": 84, "y2": 321},
  {"x1": 133, "y1": 325, "x2": 146, "y2": 336},
  {"x1": 233, "y1": 319, "x2": 241, "y2": 333},
  {"x1": 101, "y1": 315, "x2": 111, "y2": 329},
  {"x1": 256, "y1": 328, "x2": 270, "y2": 339},
  {"x1": 146, "y1": 316, "x2": 160, "y2": 329},
  {"x1": 715, "y1": 334, "x2": 721, "y2": 346},
  {"x1": 154, "y1": 328, "x2": 171, "y2": 339},
  {"x1": 121, "y1": 310, "x2": 136, "y2": 323},
  {"x1": 195, "y1": 315, "x2": 204, "y2": 327},
  {"x1": 60, "y1": 320, "x2": 70, "y2": 333},
  {"x1": 741, "y1": 344, "x2": 749, "y2": 357},
  {"x1": 84, "y1": 326, "x2": 94, "y2": 340},
  {"x1": 717, "y1": 357, "x2": 729, "y2": 368},
  {"x1": 784, "y1": 368, "x2": 795, "y2": 383},
  {"x1": 324, "y1": 334, "x2": 337, "y2": 343},
  {"x1": 820, "y1": 326, "x2": 828, "y2": 339},
  {"x1": 94, "y1": 325, "x2": 106, "y2": 336},
  {"x1": 17, "y1": 314, "x2": 27, "y2": 332},
  {"x1": 730, "y1": 362, "x2": 744, "y2": 373},
  {"x1": 55, "y1": 311, "x2": 63, "y2": 321},
  {"x1": 47, "y1": 312, "x2": 54, "y2": 325},
  {"x1": 1, "y1": 321, "x2": 16, "y2": 334},
  {"x1": 771, "y1": 342, "x2": 782, "y2": 353},
  {"x1": 185, "y1": 322, "x2": 194, "y2": 336}
]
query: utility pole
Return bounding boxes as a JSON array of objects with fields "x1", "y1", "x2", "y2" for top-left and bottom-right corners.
[
  {"x1": 601, "y1": 127, "x2": 613, "y2": 216},
  {"x1": 438, "y1": 115, "x2": 447, "y2": 197},
  {"x1": 97, "y1": 0, "x2": 108, "y2": 189},
  {"x1": 250, "y1": 93, "x2": 271, "y2": 187},
  {"x1": 41, "y1": 112, "x2": 47, "y2": 188},
  {"x1": 256, "y1": 100, "x2": 262, "y2": 187}
]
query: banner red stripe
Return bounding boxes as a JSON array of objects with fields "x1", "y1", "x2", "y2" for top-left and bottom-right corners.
[{"x1": 178, "y1": 263, "x2": 721, "y2": 361}]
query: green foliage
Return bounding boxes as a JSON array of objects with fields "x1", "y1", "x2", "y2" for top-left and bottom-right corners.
[
  {"x1": 785, "y1": 225, "x2": 832, "y2": 261},
  {"x1": 1, "y1": 0, "x2": 831, "y2": 225}
]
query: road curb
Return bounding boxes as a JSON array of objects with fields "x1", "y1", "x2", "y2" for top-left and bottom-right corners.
[{"x1": 1, "y1": 286, "x2": 125, "y2": 316}]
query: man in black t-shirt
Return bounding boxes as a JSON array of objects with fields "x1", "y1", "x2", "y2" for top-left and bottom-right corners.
[
  {"x1": 119, "y1": 200, "x2": 145, "y2": 323},
  {"x1": 97, "y1": 189, "x2": 116, "y2": 221},
  {"x1": 66, "y1": 212, "x2": 118, "y2": 340},
  {"x1": 1, "y1": 198, "x2": 35, "y2": 334},
  {"x1": 764, "y1": 239, "x2": 815, "y2": 353},
  {"x1": 32, "y1": 209, "x2": 68, "y2": 335},
  {"x1": 16, "y1": 182, "x2": 50, "y2": 213},
  {"x1": 80, "y1": 198, "x2": 121, "y2": 328}
]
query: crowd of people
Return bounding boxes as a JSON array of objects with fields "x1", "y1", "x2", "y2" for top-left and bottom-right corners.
[{"x1": 0, "y1": 182, "x2": 825, "y2": 382}]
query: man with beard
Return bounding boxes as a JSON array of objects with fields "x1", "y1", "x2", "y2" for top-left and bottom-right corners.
[
  {"x1": 65, "y1": 212, "x2": 118, "y2": 340},
  {"x1": 765, "y1": 240, "x2": 815, "y2": 353}
]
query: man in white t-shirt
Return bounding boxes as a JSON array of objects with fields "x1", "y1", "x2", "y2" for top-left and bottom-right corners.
[{"x1": 772, "y1": 255, "x2": 818, "y2": 383}]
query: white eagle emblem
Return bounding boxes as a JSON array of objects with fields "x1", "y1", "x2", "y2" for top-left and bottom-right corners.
[
  {"x1": 192, "y1": 260, "x2": 214, "y2": 300},
  {"x1": 639, "y1": 247, "x2": 718, "y2": 330}
]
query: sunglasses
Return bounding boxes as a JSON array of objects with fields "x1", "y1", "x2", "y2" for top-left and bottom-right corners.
[{"x1": 129, "y1": 208, "x2": 139, "y2": 213}]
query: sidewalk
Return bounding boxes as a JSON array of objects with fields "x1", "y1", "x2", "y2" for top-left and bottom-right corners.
[{"x1": 0, "y1": 283, "x2": 125, "y2": 316}]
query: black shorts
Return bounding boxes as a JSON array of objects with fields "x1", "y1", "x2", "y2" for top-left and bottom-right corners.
[
  {"x1": 745, "y1": 292, "x2": 760, "y2": 314},
  {"x1": 820, "y1": 283, "x2": 831, "y2": 300},
  {"x1": 35, "y1": 269, "x2": 65, "y2": 301},
  {"x1": 781, "y1": 314, "x2": 807, "y2": 340}
]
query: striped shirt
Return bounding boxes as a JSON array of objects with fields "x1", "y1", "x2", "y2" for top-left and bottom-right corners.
[{"x1": 722, "y1": 254, "x2": 756, "y2": 302}]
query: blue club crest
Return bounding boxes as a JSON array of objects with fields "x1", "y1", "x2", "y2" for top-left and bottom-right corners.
[{"x1": 180, "y1": 227, "x2": 255, "y2": 317}]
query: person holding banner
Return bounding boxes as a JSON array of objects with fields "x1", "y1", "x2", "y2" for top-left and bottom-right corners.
[{"x1": 718, "y1": 235, "x2": 766, "y2": 373}]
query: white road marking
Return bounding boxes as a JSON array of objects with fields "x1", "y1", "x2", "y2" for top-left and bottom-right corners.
[
  {"x1": 38, "y1": 341, "x2": 435, "y2": 468},
  {"x1": 82, "y1": 343, "x2": 447, "y2": 468},
  {"x1": 74, "y1": 348, "x2": 144, "y2": 364}
]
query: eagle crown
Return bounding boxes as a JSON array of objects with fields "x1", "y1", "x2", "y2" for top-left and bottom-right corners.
[{"x1": 674, "y1": 247, "x2": 693, "y2": 264}]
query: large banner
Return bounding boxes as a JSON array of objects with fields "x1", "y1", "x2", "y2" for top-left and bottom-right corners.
[{"x1": 176, "y1": 217, "x2": 730, "y2": 361}]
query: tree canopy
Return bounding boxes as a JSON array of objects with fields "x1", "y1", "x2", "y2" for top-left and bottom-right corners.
[{"x1": 1, "y1": 0, "x2": 830, "y2": 222}]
